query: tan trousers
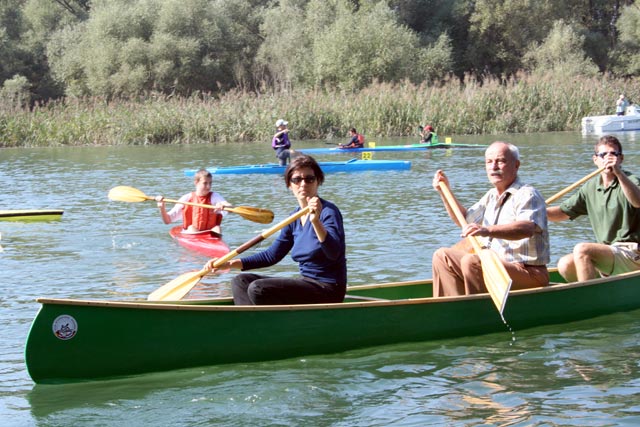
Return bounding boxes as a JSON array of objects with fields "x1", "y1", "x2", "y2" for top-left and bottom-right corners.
[{"x1": 432, "y1": 246, "x2": 549, "y2": 297}]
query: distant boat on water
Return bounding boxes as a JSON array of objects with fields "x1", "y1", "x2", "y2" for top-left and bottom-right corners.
[{"x1": 582, "y1": 104, "x2": 640, "y2": 134}]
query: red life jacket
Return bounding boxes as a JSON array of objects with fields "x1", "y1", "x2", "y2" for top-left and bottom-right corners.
[
  {"x1": 182, "y1": 192, "x2": 222, "y2": 230},
  {"x1": 356, "y1": 134, "x2": 365, "y2": 146}
]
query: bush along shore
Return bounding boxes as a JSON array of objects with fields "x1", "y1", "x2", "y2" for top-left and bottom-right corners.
[{"x1": 1, "y1": 73, "x2": 638, "y2": 148}]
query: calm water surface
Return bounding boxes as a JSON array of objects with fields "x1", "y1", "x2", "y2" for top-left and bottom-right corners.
[{"x1": 2, "y1": 132, "x2": 640, "y2": 426}]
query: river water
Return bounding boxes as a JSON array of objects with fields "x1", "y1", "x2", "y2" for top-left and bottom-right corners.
[{"x1": 2, "y1": 132, "x2": 640, "y2": 426}]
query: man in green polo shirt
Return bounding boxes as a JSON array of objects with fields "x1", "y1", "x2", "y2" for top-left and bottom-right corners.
[{"x1": 548, "y1": 135, "x2": 640, "y2": 282}]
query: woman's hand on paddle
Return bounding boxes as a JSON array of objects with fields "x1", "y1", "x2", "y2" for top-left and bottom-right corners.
[
  {"x1": 432, "y1": 170, "x2": 449, "y2": 192},
  {"x1": 204, "y1": 258, "x2": 238, "y2": 274},
  {"x1": 307, "y1": 196, "x2": 322, "y2": 223},
  {"x1": 155, "y1": 195, "x2": 165, "y2": 207}
]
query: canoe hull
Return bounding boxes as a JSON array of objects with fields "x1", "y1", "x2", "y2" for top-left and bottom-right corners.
[
  {"x1": 24, "y1": 270, "x2": 640, "y2": 383},
  {"x1": 169, "y1": 226, "x2": 229, "y2": 258},
  {"x1": 0, "y1": 209, "x2": 63, "y2": 221},
  {"x1": 185, "y1": 160, "x2": 411, "y2": 176}
]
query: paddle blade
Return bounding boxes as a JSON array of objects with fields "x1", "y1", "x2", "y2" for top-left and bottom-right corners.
[
  {"x1": 478, "y1": 249, "x2": 512, "y2": 314},
  {"x1": 108, "y1": 186, "x2": 150, "y2": 203},
  {"x1": 147, "y1": 269, "x2": 207, "y2": 301},
  {"x1": 227, "y1": 206, "x2": 274, "y2": 224}
]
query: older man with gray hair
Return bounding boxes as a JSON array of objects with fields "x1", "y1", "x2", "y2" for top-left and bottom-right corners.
[{"x1": 431, "y1": 141, "x2": 550, "y2": 296}]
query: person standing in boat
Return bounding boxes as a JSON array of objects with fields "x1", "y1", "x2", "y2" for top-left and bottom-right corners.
[
  {"x1": 155, "y1": 168, "x2": 230, "y2": 237},
  {"x1": 431, "y1": 141, "x2": 550, "y2": 296},
  {"x1": 273, "y1": 119, "x2": 291, "y2": 166},
  {"x1": 616, "y1": 94, "x2": 628, "y2": 116},
  {"x1": 338, "y1": 127, "x2": 365, "y2": 149},
  {"x1": 547, "y1": 135, "x2": 640, "y2": 282},
  {"x1": 204, "y1": 154, "x2": 347, "y2": 305}
]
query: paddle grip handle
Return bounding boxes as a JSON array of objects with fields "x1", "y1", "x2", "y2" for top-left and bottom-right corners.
[{"x1": 438, "y1": 182, "x2": 483, "y2": 253}]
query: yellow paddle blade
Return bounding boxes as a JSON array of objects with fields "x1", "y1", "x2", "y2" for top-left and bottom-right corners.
[
  {"x1": 108, "y1": 186, "x2": 150, "y2": 203},
  {"x1": 478, "y1": 249, "x2": 512, "y2": 314},
  {"x1": 147, "y1": 269, "x2": 208, "y2": 301},
  {"x1": 226, "y1": 206, "x2": 274, "y2": 224}
]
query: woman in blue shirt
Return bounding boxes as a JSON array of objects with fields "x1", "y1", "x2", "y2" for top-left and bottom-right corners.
[{"x1": 205, "y1": 154, "x2": 347, "y2": 305}]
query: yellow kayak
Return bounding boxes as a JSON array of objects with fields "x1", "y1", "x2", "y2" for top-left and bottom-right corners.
[{"x1": 0, "y1": 209, "x2": 64, "y2": 221}]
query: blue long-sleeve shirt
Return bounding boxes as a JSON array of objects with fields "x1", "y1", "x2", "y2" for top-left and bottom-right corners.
[{"x1": 240, "y1": 199, "x2": 347, "y2": 286}]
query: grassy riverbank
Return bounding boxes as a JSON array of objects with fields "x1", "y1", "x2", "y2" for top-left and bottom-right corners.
[{"x1": 1, "y1": 73, "x2": 637, "y2": 148}]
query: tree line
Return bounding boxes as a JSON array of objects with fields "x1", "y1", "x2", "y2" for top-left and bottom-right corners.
[{"x1": 1, "y1": 0, "x2": 639, "y2": 108}]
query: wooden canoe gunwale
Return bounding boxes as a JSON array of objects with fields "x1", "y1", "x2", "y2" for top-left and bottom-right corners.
[{"x1": 32, "y1": 271, "x2": 631, "y2": 312}]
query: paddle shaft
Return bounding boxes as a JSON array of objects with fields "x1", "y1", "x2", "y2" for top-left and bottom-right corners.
[
  {"x1": 147, "y1": 206, "x2": 313, "y2": 301},
  {"x1": 158, "y1": 196, "x2": 272, "y2": 222},
  {"x1": 438, "y1": 181, "x2": 512, "y2": 314},
  {"x1": 155, "y1": 196, "x2": 222, "y2": 210},
  {"x1": 211, "y1": 206, "x2": 311, "y2": 269},
  {"x1": 545, "y1": 167, "x2": 605, "y2": 204},
  {"x1": 438, "y1": 182, "x2": 484, "y2": 253}
]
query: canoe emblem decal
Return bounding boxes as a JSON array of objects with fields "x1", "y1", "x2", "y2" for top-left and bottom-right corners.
[{"x1": 52, "y1": 315, "x2": 78, "y2": 340}]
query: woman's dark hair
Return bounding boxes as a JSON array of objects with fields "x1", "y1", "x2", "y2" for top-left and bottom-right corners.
[{"x1": 284, "y1": 155, "x2": 325, "y2": 187}]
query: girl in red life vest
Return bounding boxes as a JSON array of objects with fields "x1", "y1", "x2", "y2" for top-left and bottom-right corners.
[{"x1": 155, "y1": 169, "x2": 230, "y2": 237}]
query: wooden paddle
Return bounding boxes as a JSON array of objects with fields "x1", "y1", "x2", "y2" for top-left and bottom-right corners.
[
  {"x1": 147, "y1": 206, "x2": 312, "y2": 301},
  {"x1": 438, "y1": 181, "x2": 512, "y2": 314},
  {"x1": 108, "y1": 186, "x2": 274, "y2": 224},
  {"x1": 545, "y1": 167, "x2": 605, "y2": 204}
]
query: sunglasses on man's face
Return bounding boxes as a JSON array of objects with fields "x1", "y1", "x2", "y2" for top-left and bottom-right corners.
[
  {"x1": 595, "y1": 151, "x2": 622, "y2": 158},
  {"x1": 290, "y1": 175, "x2": 317, "y2": 185}
]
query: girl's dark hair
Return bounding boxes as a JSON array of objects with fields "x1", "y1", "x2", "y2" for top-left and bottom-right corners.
[{"x1": 284, "y1": 155, "x2": 325, "y2": 187}]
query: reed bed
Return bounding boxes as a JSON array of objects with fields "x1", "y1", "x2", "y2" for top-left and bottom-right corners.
[{"x1": 0, "y1": 73, "x2": 637, "y2": 147}]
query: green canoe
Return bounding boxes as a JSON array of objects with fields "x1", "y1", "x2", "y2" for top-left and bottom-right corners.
[{"x1": 24, "y1": 269, "x2": 640, "y2": 383}]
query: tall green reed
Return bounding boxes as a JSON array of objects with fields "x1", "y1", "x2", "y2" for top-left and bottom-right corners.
[{"x1": 0, "y1": 73, "x2": 637, "y2": 148}]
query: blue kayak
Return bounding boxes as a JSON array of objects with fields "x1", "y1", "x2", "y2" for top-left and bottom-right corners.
[
  {"x1": 185, "y1": 159, "x2": 411, "y2": 176},
  {"x1": 299, "y1": 141, "x2": 487, "y2": 155}
]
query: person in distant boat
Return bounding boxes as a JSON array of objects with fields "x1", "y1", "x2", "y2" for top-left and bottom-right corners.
[
  {"x1": 273, "y1": 119, "x2": 291, "y2": 166},
  {"x1": 339, "y1": 128, "x2": 365, "y2": 149},
  {"x1": 547, "y1": 135, "x2": 640, "y2": 282},
  {"x1": 616, "y1": 94, "x2": 628, "y2": 116},
  {"x1": 204, "y1": 154, "x2": 347, "y2": 305},
  {"x1": 431, "y1": 141, "x2": 550, "y2": 296},
  {"x1": 155, "y1": 168, "x2": 230, "y2": 237},
  {"x1": 420, "y1": 125, "x2": 436, "y2": 143}
]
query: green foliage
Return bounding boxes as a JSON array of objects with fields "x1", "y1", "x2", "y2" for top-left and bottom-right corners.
[
  {"x1": 257, "y1": 0, "x2": 451, "y2": 90},
  {"x1": 311, "y1": 1, "x2": 426, "y2": 89},
  {"x1": 416, "y1": 33, "x2": 454, "y2": 84},
  {"x1": 610, "y1": 4, "x2": 640, "y2": 76},
  {"x1": 523, "y1": 20, "x2": 599, "y2": 78},
  {"x1": 0, "y1": 74, "x2": 31, "y2": 111},
  {"x1": 46, "y1": 0, "x2": 262, "y2": 98},
  {"x1": 467, "y1": 0, "x2": 569, "y2": 76},
  {"x1": 255, "y1": 0, "x2": 310, "y2": 88}
]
